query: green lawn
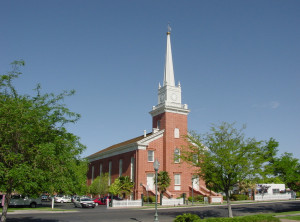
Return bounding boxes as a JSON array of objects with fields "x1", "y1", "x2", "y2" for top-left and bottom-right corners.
[{"x1": 280, "y1": 215, "x2": 300, "y2": 220}]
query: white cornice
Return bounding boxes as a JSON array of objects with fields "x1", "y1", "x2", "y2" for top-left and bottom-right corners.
[
  {"x1": 149, "y1": 104, "x2": 190, "y2": 117},
  {"x1": 137, "y1": 129, "x2": 165, "y2": 148}
]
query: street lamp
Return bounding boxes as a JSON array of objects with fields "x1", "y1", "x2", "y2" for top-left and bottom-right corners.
[
  {"x1": 191, "y1": 177, "x2": 194, "y2": 206},
  {"x1": 153, "y1": 159, "x2": 160, "y2": 222}
]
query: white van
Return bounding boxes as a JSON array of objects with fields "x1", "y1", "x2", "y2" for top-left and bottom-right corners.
[{"x1": 9, "y1": 195, "x2": 42, "y2": 208}]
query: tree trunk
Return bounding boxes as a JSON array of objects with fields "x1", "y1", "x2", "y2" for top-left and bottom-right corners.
[
  {"x1": 225, "y1": 190, "x2": 233, "y2": 218},
  {"x1": 1, "y1": 193, "x2": 11, "y2": 222}
]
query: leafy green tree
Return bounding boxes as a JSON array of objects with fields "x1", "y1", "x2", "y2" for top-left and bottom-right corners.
[
  {"x1": 109, "y1": 176, "x2": 134, "y2": 199},
  {"x1": 89, "y1": 173, "x2": 110, "y2": 197},
  {"x1": 155, "y1": 171, "x2": 171, "y2": 197},
  {"x1": 273, "y1": 152, "x2": 300, "y2": 192},
  {"x1": 181, "y1": 122, "x2": 277, "y2": 218},
  {"x1": 0, "y1": 61, "x2": 87, "y2": 222}
]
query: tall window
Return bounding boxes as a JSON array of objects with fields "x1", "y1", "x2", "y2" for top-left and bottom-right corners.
[
  {"x1": 174, "y1": 128, "x2": 180, "y2": 138},
  {"x1": 91, "y1": 166, "x2": 94, "y2": 182},
  {"x1": 130, "y1": 157, "x2": 135, "y2": 182},
  {"x1": 99, "y1": 163, "x2": 102, "y2": 177},
  {"x1": 108, "y1": 161, "x2": 112, "y2": 185},
  {"x1": 174, "y1": 148, "x2": 180, "y2": 163},
  {"x1": 174, "y1": 174, "x2": 181, "y2": 190},
  {"x1": 148, "y1": 150, "x2": 154, "y2": 162},
  {"x1": 119, "y1": 159, "x2": 123, "y2": 177}
]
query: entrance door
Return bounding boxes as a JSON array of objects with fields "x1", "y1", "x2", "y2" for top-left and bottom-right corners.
[{"x1": 147, "y1": 173, "x2": 154, "y2": 191}]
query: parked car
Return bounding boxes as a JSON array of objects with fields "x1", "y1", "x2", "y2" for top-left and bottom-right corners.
[
  {"x1": 9, "y1": 195, "x2": 42, "y2": 208},
  {"x1": 41, "y1": 195, "x2": 50, "y2": 201},
  {"x1": 54, "y1": 196, "x2": 71, "y2": 203},
  {"x1": 93, "y1": 198, "x2": 106, "y2": 206},
  {"x1": 104, "y1": 196, "x2": 123, "y2": 202},
  {"x1": 73, "y1": 197, "x2": 95, "y2": 208}
]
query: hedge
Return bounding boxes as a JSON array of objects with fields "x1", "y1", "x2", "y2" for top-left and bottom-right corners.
[{"x1": 174, "y1": 214, "x2": 280, "y2": 222}]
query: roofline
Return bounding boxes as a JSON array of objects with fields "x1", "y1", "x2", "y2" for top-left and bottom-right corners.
[{"x1": 87, "y1": 130, "x2": 165, "y2": 162}]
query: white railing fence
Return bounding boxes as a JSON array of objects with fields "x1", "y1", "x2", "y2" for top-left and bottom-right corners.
[
  {"x1": 111, "y1": 199, "x2": 142, "y2": 208},
  {"x1": 254, "y1": 193, "x2": 292, "y2": 201},
  {"x1": 161, "y1": 198, "x2": 184, "y2": 206}
]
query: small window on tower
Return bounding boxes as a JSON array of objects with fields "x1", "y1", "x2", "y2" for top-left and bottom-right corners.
[
  {"x1": 174, "y1": 148, "x2": 180, "y2": 163},
  {"x1": 157, "y1": 120, "x2": 161, "y2": 129},
  {"x1": 174, "y1": 128, "x2": 180, "y2": 138}
]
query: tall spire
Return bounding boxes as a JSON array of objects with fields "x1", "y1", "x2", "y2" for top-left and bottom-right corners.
[{"x1": 163, "y1": 24, "x2": 175, "y2": 86}]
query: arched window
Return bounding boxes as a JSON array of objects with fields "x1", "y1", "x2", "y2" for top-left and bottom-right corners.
[{"x1": 174, "y1": 148, "x2": 180, "y2": 163}]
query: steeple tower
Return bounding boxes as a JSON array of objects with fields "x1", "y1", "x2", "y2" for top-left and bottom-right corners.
[
  {"x1": 150, "y1": 26, "x2": 190, "y2": 118},
  {"x1": 164, "y1": 25, "x2": 175, "y2": 86}
]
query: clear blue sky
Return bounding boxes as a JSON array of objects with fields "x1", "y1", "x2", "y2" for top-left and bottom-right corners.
[{"x1": 1, "y1": 1, "x2": 299, "y2": 159}]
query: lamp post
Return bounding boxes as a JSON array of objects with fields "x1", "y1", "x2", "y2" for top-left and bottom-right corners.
[
  {"x1": 191, "y1": 177, "x2": 194, "y2": 206},
  {"x1": 153, "y1": 159, "x2": 160, "y2": 222}
]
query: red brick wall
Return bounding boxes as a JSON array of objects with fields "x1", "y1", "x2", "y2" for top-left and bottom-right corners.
[
  {"x1": 87, "y1": 110, "x2": 206, "y2": 199},
  {"x1": 87, "y1": 150, "x2": 136, "y2": 187}
]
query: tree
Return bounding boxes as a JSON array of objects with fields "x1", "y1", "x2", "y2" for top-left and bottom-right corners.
[
  {"x1": 155, "y1": 171, "x2": 171, "y2": 197},
  {"x1": 0, "y1": 61, "x2": 87, "y2": 222},
  {"x1": 109, "y1": 176, "x2": 134, "y2": 199},
  {"x1": 273, "y1": 152, "x2": 300, "y2": 192},
  {"x1": 89, "y1": 173, "x2": 110, "y2": 197},
  {"x1": 181, "y1": 122, "x2": 277, "y2": 218}
]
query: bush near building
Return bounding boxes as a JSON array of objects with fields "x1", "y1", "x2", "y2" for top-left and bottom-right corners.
[{"x1": 230, "y1": 194, "x2": 249, "y2": 201}]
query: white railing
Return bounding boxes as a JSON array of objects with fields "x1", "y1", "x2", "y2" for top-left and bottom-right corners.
[
  {"x1": 254, "y1": 193, "x2": 292, "y2": 201},
  {"x1": 161, "y1": 198, "x2": 184, "y2": 206},
  {"x1": 111, "y1": 199, "x2": 142, "y2": 208}
]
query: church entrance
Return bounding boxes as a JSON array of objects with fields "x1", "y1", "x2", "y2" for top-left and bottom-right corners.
[{"x1": 146, "y1": 173, "x2": 155, "y2": 191}]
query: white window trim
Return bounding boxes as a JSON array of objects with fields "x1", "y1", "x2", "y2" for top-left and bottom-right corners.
[
  {"x1": 148, "y1": 150, "x2": 154, "y2": 162},
  {"x1": 174, "y1": 128, "x2": 180, "y2": 138},
  {"x1": 174, "y1": 174, "x2": 181, "y2": 190},
  {"x1": 130, "y1": 157, "x2": 135, "y2": 181}
]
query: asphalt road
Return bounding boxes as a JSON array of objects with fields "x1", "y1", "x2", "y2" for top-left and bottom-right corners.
[{"x1": 5, "y1": 200, "x2": 300, "y2": 222}]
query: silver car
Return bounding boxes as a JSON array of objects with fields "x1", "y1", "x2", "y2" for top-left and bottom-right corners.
[
  {"x1": 73, "y1": 197, "x2": 95, "y2": 208},
  {"x1": 9, "y1": 195, "x2": 42, "y2": 208}
]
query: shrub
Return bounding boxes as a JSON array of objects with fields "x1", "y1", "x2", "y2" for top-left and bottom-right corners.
[
  {"x1": 143, "y1": 195, "x2": 156, "y2": 203},
  {"x1": 195, "y1": 195, "x2": 204, "y2": 202},
  {"x1": 174, "y1": 213, "x2": 200, "y2": 222},
  {"x1": 199, "y1": 215, "x2": 280, "y2": 222},
  {"x1": 188, "y1": 195, "x2": 204, "y2": 202},
  {"x1": 296, "y1": 191, "x2": 300, "y2": 198},
  {"x1": 149, "y1": 196, "x2": 156, "y2": 203},
  {"x1": 230, "y1": 194, "x2": 249, "y2": 201}
]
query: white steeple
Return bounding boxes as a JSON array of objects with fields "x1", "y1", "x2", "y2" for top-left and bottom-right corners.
[
  {"x1": 150, "y1": 26, "x2": 190, "y2": 117},
  {"x1": 163, "y1": 25, "x2": 175, "y2": 86}
]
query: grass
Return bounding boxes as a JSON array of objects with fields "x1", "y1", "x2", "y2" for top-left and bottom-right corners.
[{"x1": 280, "y1": 215, "x2": 300, "y2": 220}]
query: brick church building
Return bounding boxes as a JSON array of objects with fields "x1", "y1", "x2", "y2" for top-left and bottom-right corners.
[{"x1": 87, "y1": 29, "x2": 217, "y2": 200}]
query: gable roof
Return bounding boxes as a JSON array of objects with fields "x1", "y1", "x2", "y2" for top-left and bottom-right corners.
[{"x1": 86, "y1": 129, "x2": 165, "y2": 162}]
